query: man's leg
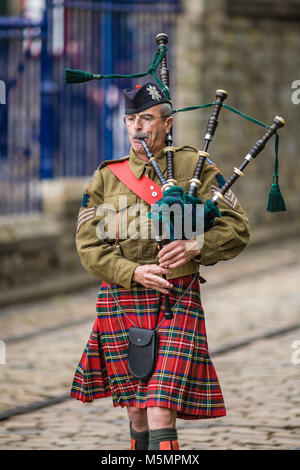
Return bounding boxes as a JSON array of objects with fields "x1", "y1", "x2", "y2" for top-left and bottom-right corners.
[
  {"x1": 127, "y1": 407, "x2": 149, "y2": 450},
  {"x1": 147, "y1": 407, "x2": 179, "y2": 450}
]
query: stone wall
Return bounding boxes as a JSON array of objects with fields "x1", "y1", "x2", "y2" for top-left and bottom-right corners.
[
  {"x1": 0, "y1": 178, "x2": 92, "y2": 305},
  {"x1": 175, "y1": 0, "x2": 300, "y2": 227}
]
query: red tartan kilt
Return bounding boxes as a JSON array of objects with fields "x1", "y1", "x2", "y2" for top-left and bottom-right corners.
[{"x1": 70, "y1": 274, "x2": 226, "y2": 420}]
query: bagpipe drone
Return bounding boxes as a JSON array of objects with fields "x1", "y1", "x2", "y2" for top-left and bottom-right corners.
[{"x1": 65, "y1": 33, "x2": 286, "y2": 320}]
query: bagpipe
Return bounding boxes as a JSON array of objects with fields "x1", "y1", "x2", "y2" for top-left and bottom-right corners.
[{"x1": 65, "y1": 32, "x2": 286, "y2": 320}]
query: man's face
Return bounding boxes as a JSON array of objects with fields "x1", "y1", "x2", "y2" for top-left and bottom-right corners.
[{"x1": 125, "y1": 104, "x2": 173, "y2": 160}]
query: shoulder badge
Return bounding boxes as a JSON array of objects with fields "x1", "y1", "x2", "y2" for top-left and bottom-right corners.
[
  {"x1": 80, "y1": 193, "x2": 90, "y2": 208},
  {"x1": 207, "y1": 156, "x2": 220, "y2": 173}
]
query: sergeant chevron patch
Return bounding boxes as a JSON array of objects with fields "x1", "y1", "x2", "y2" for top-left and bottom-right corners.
[
  {"x1": 211, "y1": 184, "x2": 239, "y2": 210},
  {"x1": 76, "y1": 206, "x2": 96, "y2": 233}
]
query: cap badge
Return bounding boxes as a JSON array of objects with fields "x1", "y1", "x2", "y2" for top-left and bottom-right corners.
[{"x1": 147, "y1": 85, "x2": 161, "y2": 101}]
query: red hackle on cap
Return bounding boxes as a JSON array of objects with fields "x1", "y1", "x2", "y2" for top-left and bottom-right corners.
[{"x1": 136, "y1": 85, "x2": 142, "y2": 89}]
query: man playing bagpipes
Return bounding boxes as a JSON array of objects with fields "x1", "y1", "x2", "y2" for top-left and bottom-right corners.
[{"x1": 68, "y1": 34, "x2": 285, "y2": 450}]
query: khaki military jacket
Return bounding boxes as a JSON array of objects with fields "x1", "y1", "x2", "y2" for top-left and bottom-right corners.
[{"x1": 76, "y1": 145, "x2": 250, "y2": 289}]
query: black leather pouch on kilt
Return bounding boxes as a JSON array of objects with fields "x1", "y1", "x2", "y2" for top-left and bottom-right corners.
[{"x1": 127, "y1": 327, "x2": 158, "y2": 380}]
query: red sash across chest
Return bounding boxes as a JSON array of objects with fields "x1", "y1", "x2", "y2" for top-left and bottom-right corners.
[{"x1": 107, "y1": 160, "x2": 163, "y2": 206}]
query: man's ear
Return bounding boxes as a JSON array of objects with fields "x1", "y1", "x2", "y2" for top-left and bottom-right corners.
[{"x1": 165, "y1": 116, "x2": 173, "y2": 133}]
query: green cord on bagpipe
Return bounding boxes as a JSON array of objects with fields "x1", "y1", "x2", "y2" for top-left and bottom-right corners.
[
  {"x1": 65, "y1": 45, "x2": 171, "y2": 100},
  {"x1": 64, "y1": 40, "x2": 286, "y2": 213},
  {"x1": 172, "y1": 103, "x2": 286, "y2": 212}
]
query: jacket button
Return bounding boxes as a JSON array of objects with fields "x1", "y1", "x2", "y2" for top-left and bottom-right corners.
[
  {"x1": 152, "y1": 191, "x2": 158, "y2": 197},
  {"x1": 150, "y1": 185, "x2": 154, "y2": 190}
]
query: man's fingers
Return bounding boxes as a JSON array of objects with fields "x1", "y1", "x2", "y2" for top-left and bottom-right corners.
[
  {"x1": 161, "y1": 258, "x2": 184, "y2": 269},
  {"x1": 148, "y1": 274, "x2": 173, "y2": 294},
  {"x1": 159, "y1": 251, "x2": 186, "y2": 267},
  {"x1": 158, "y1": 241, "x2": 181, "y2": 256},
  {"x1": 147, "y1": 273, "x2": 172, "y2": 289},
  {"x1": 158, "y1": 240, "x2": 201, "y2": 265},
  {"x1": 133, "y1": 264, "x2": 173, "y2": 293},
  {"x1": 165, "y1": 259, "x2": 185, "y2": 269},
  {"x1": 147, "y1": 265, "x2": 171, "y2": 276},
  {"x1": 158, "y1": 244, "x2": 184, "y2": 264}
]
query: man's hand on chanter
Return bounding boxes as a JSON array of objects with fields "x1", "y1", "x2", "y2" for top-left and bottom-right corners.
[
  {"x1": 158, "y1": 239, "x2": 201, "y2": 270},
  {"x1": 133, "y1": 264, "x2": 172, "y2": 294}
]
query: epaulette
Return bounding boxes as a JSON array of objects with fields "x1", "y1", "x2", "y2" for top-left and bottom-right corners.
[
  {"x1": 98, "y1": 155, "x2": 129, "y2": 171},
  {"x1": 174, "y1": 145, "x2": 200, "y2": 154},
  {"x1": 83, "y1": 156, "x2": 129, "y2": 194}
]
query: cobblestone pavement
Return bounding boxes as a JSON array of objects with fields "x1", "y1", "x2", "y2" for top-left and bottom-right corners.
[{"x1": 0, "y1": 238, "x2": 300, "y2": 450}]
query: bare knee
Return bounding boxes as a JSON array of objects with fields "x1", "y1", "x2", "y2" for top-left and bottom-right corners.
[
  {"x1": 147, "y1": 406, "x2": 176, "y2": 429},
  {"x1": 127, "y1": 407, "x2": 148, "y2": 431}
]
